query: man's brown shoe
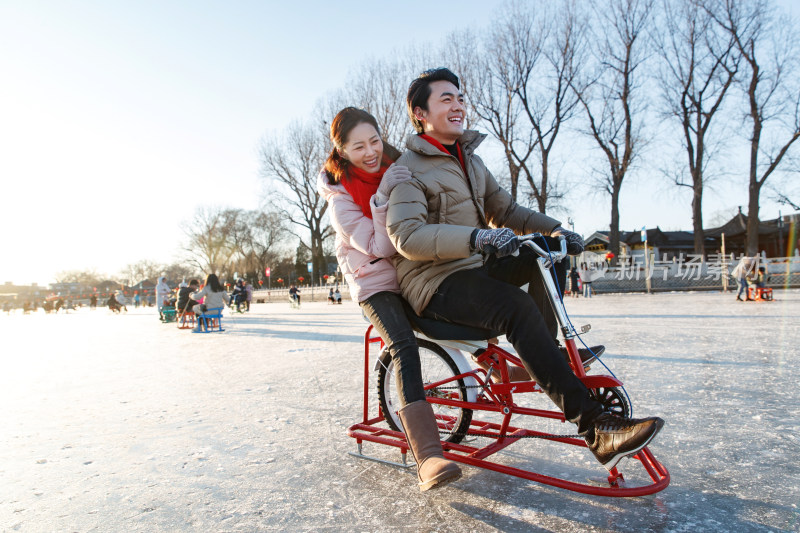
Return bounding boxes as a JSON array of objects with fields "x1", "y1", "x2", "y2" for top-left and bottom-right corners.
[{"x1": 587, "y1": 412, "x2": 664, "y2": 470}]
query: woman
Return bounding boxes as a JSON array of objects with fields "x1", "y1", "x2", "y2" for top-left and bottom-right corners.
[
  {"x1": 190, "y1": 273, "x2": 230, "y2": 332},
  {"x1": 317, "y1": 107, "x2": 461, "y2": 491}
]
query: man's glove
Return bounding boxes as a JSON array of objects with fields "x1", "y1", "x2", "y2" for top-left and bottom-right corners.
[
  {"x1": 374, "y1": 164, "x2": 412, "y2": 206},
  {"x1": 551, "y1": 226, "x2": 585, "y2": 255},
  {"x1": 470, "y1": 228, "x2": 520, "y2": 257}
]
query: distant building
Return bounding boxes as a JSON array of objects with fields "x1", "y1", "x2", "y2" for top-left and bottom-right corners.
[
  {"x1": 584, "y1": 210, "x2": 799, "y2": 259},
  {"x1": 705, "y1": 209, "x2": 798, "y2": 257},
  {"x1": 585, "y1": 228, "x2": 709, "y2": 261}
]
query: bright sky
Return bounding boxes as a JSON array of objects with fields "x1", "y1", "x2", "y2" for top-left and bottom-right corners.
[{"x1": 1, "y1": 1, "x2": 796, "y2": 286}]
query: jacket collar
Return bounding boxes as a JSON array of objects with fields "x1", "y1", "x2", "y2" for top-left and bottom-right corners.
[{"x1": 405, "y1": 130, "x2": 486, "y2": 158}]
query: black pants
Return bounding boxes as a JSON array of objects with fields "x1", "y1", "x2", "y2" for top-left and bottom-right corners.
[
  {"x1": 423, "y1": 244, "x2": 603, "y2": 434},
  {"x1": 360, "y1": 291, "x2": 425, "y2": 406}
]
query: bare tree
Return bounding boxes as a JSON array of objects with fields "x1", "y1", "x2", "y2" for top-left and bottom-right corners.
[
  {"x1": 119, "y1": 260, "x2": 164, "y2": 285},
  {"x1": 710, "y1": 0, "x2": 800, "y2": 255},
  {"x1": 162, "y1": 262, "x2": 199, "y2": 284},
  {"x1": 464, "y1": 17, "x2": 531, "y2": 201},
  {"x1": 181, "y1": 206, "x2": 239, "y2": 277},
  {"x1": 653, "y1": 0, "x2": 740, "y2": 255},
  {"x1": 468, "y1": 1, "x2": 583, "y2": 212},
  {"x1": 440, "y1": 28, "x2": 483, "y2": 133},
  {"x1": 54, "y1": 268, "x2": 106, "y2": 286},
  {"x1": 228, "y1": 209, "x2": 288, "y2": 281},
  {"x1": 772, "y1": 187, "x2": 799, "y2": 212},
  {"x1": 573, "y1": 0, "x2": 654, "y2": 264},
  {"x1": 258, "y1": 120, "x2": 333, "y2": 280}
]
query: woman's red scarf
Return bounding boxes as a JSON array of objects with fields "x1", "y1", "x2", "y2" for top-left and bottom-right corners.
[{"x1": 340, "y1": 155, "x2": 392, "y2": 219}]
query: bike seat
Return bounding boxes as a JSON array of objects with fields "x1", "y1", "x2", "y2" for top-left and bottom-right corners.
[{"x1": 404, "y1": 305, "x2": 500, "y2": 341}]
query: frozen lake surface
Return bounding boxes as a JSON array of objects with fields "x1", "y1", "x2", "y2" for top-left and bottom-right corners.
[{"x1": 1, "y1": 290, "x2": 798, "y2": 532}]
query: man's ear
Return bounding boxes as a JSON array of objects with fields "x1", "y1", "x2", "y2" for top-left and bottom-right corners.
[{"x1": 413, "y1": 106, "x2": 426, "y2": 122}]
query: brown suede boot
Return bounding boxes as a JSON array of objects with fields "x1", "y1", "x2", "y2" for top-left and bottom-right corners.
[{"x1": 397, "y1": 401, "x2": 462, "y2": 491}]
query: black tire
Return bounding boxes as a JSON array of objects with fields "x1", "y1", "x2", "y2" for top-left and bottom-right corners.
[
  {"x1": 589, "y1": 386, "x2": 631, "y2": 418},
  {"x1": 377, "y1": 338, "x2": 473, "y2": 444}
]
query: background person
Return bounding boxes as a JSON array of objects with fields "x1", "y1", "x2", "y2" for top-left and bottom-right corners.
[
  {"x1": 176, "y1": 279, "x2": 200, "y2": 315},
  {"x1": 579, "y1": 263, "x2": 594, "y2": 298},
  {"x1": 569, "y1": 266, "x2": 580, "y2": 298},
  {"x1": 318, "y1": 106, "x2": 461, "y2": 491},
  {"x1": 245, "y1": 281, "x2": 253, "y2": 311},
  {"x1": 155, "y1": 277, "x2": 171, "y2": 318},
  {"x1": 732, "y1": 256, "x2": 756, "y2": 301},
  {"x1": 288, "y1": 285, "x2": 301, "y2": 306},
  {"x1": 190, "y1": 274, "x2": 230, "y2": 332}
]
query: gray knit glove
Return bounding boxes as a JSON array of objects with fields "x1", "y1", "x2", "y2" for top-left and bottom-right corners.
[
  {"x1": 470, "y1": 228, "x2": 520, "y2": 257},
  {"x1": 551, "y1": 226, "x2": 585, "y2": 255},
  {"x1": 374, "y1": 164, "x2": 412, "y2": 206}
]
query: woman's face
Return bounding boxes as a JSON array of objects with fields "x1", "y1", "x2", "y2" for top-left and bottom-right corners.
[{"x1": 341, "y1": 122, "x2": 383, "y2": 173}]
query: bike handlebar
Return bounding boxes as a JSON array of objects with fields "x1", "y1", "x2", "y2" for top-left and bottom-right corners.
[{"x1": 517, "y1": 233, "x2": 568, "y2": 262}]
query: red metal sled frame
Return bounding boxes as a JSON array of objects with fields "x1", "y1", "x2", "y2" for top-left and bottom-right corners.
[{"x1": 347, "y1": 326, "x2": 670, "y2": 497}]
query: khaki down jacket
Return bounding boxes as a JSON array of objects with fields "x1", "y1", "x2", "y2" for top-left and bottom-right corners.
[{"x1": 386, "y1": 130, "x2": 561, "y2": 315}]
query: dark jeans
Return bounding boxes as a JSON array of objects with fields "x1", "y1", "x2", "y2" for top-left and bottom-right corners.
[
  {"x1": 423, "y1": 244, "x2": 603, "y2": 433},
  {"x1": 360, "y1": 291, "x2": 425, "y2": 406}
]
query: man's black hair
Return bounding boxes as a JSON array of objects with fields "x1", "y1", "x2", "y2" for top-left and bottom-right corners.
[{"x1": 406, "y1": 67, "x2": 460, "y2": 133}]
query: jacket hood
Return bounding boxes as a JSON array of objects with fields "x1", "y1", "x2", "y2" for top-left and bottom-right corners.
[{"x1": 316, "y1": 169, "x2": 346, "y2": 202}]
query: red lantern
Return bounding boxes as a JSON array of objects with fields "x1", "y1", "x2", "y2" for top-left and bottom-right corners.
[
  {"x1": 258, "y1": 280, "x2": 263, "y2": 285},
  {"x1": 298, "y1": 277, "x2": 304, "y2": 283},
  {"x1": 277, "y1": 278, "x2": 283, "y2": 284},
  {"x1": 323, "y1": 275, "x2": 329, "y2": 280}
]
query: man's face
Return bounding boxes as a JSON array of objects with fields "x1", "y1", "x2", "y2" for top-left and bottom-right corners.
[{"x1": 414, "y1": 80, "x2": 465, "y2": 145}]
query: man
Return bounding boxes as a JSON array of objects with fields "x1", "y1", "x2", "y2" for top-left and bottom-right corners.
[
  {"x1": 231, "y1": 279, "x2": 246, "y2": 312},
  {"x1": 289, "y1": 284, "x2": 301, "y2": 307},
  {"x1": 731, "y1": 256, "x2": 756, "y2": 301},
  {"x1": 386, "y1": 68, "x2": 663, "y2": 470},
  {"x1": 176, "y1": 279, "x2": 200, "y2": 315}
]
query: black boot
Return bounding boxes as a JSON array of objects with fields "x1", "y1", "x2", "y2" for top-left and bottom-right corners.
[{"x1": 559, "y1": 345, "x2": 604, "y2": 368}]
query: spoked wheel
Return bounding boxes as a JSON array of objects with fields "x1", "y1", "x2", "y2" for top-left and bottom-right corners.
[
  {"x1": 589, "y1": 386, "x2": 631, "y2": 418},
  {"x1": 377, "y1": 338, "x2": 472, "y2": 444}
]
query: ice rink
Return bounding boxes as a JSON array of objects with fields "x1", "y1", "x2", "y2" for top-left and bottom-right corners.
[{"x1": 2, "y1": 290, "x2": 798, "y2": 532}]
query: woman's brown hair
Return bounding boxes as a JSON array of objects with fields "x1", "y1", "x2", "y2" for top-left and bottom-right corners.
[{"x1": 324, "y1": 107, "x2": 401, "y2": 184}]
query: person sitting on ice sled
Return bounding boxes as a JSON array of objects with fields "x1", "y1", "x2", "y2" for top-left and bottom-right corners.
[{"x1": 385, "y1": 68, "x2": 665, "y2": 475}]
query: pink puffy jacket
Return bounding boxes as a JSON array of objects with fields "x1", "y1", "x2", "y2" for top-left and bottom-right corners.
[{"x1": 317, "y1": 170, "x2": 400, "y2": 303}]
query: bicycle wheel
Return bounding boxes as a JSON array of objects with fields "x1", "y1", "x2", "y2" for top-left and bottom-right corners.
[
  {"x1": 377, "y1": 338, "x2": 472, "y2": 444},
  {"x1": 589, "y1": 386, "x2": 631, "y2": 418}
]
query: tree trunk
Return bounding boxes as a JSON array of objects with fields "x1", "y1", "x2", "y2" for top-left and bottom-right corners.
[
  {"x1": 507, "y1": 156, "x2": 520, "y2": 201},
  {"x1": 691, "y1": 176, "x2": 705, "y2": 256},
  {"x1": 745, "y1": 56, "x2": 762, "y2": 256},
  {"x1": 609, "y1": 181, "x2": 621, "y2": 267},
  {"x1": 746, "y1": 179, "x2": 761, "y2": 256},
  {"x1": 538, "y1": 151, "x2": 549, "y2": 214}
]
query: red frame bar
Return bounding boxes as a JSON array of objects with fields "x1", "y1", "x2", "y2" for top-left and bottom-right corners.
[{"x1": 351, "y1": 326, "x2": 670, "y2": 497}]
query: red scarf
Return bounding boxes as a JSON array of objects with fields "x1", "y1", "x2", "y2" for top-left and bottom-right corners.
[
  {"x1": 419, "y1": 134, "x2": 467, "y2": 176},
  {"x1": 340, "y1": 155, "x2": 392, "y2": 219}
]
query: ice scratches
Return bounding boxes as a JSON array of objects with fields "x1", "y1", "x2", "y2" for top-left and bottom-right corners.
[{"x1": 1, "y1": 296, "x2": 798, "y2": 531}]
